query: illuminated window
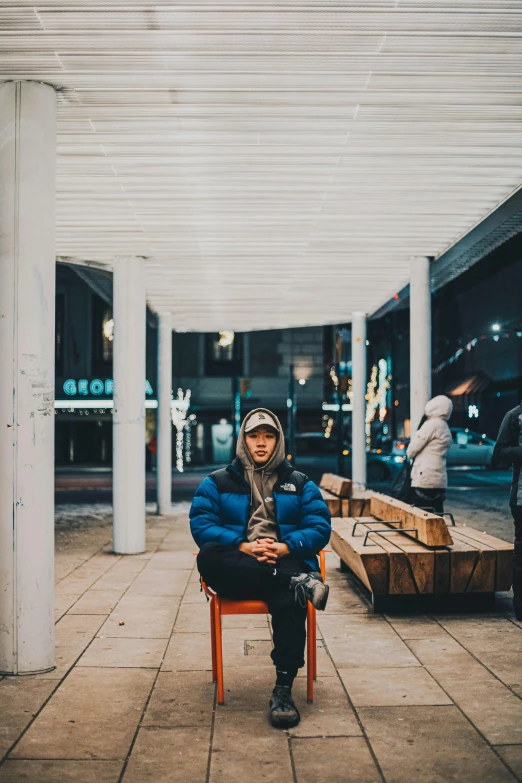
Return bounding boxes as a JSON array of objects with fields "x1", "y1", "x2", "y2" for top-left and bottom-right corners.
[{"x1": 205, "y1": 332, "x2": 242, "y2": 376}]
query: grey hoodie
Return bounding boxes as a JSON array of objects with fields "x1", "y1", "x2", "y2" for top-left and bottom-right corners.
[{"x1": 236, "y1": 408, "x2": 286, "y2": 542}]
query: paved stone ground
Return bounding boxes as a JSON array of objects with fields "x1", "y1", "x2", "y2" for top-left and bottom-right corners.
[{"x1": 0, "y1": 503, "x2": 521, "y2": 783}]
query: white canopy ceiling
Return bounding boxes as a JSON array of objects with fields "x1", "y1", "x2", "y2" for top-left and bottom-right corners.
[{"x1": 3, "y1": 2, "x2": 522, "y2": 331}]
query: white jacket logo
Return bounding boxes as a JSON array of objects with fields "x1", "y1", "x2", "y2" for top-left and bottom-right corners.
[{"x1": 281, "y1": 483, "x2": 296, "y2": 492}]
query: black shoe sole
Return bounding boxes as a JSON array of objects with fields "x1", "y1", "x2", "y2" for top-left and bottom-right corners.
[
  {"x1": 270, "y1": 713, "x2": 300, "y2": 729},
  {"x1": 313, "y1": 583, "x2": 329, "y2": 611}
]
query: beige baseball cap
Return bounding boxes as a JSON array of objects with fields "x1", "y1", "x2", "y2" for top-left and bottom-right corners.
[{"x1": 244, "y1": 411, "x2": 278, "y2": 433}]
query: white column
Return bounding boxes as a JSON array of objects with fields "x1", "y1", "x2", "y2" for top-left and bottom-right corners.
[
  {"x1": 410, "y1": 256, "x2": 432, "y2": 434},
  {"x1": 157, "y1": 312, "x2": 172, "y2": 515},
  {"x1": 0, "y1": 82, "x2": 56, "y2": 674},
  {"x1": 113, "y1": 257, "x2": 146, "y2": 554},
  {"x1": 352, "y1": 312, "x2": 367, "y2": 490}
]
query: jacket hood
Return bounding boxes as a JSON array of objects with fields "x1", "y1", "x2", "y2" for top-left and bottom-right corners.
[
  {"x1": 425, "y1": 395, "x2": 453, "y2": 421},
  {"x1": 236, "y1": 407, "x2": 286, "y2": 474}
]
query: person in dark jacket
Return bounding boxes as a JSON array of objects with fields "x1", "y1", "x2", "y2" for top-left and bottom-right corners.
[
  {"x1": 493, "y1": 403, "x2": 522, "y2": 620},
  {"x1": 190, "y1": 408, "x2": 331, "y2": 728}
]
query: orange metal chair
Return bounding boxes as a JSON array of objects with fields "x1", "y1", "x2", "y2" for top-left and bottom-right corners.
[{"x1": 200, "y1": 550, "x2": 330, "y2": 705}]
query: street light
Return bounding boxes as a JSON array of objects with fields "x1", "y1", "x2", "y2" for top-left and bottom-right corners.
[{"x1": 492, "y1": 323, "x2": 500, "y2": 331}]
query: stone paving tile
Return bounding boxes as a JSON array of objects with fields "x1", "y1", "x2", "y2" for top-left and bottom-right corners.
[
  {"x1": 291, "y1": 736, "x2": 380, "y2": 783},
  {"x1": 77, "y1": 637, "x2": 168, "y2": 669},
  {"x1": 210, "y1": 709, "x2": 293, "y2": 783},
  {"x1": 339, "y1": 667, "x2": 452, "y2": 707},
  {"x1": 428, "y1": 665, "x2": 522, "y2": 745},
  {"x1": 324, "y1": 593, "x2": 370, "y2": 614},
  {"x1": 40, "y1": 614, "x2": 106, "y2": 680},
  {"x1": 161, "y1": 632, "x2": 213, "y2": 672},
  {"x1": 54, "y1": 590, "x2": 82, "y2": 621},
  {"x1": 406, "y1": 636, "x2": 475, "y2": 667},
  {"x1": 471, "y1": 651, "x2": 522, "y2": 691},
  {"x1": 358, "y1": 705, "x2": 515, "y2": 783},
  {"x1": 142, "y1": 671, "x2": 214, "y2": 727},
  {"x1": 146, "y1": 551, "x2": 196, "y2": 570},
  {"x1": 217, "y1": 666, "x2": 276, "y2": 711},
  {"x1": 54, "y1": 574, "x2": 102, "y2": 597},
  {"x1": 88, "y1": 559, "x2": 146, "y2": 592},
  {"x1": 181, "y1": 581, "x2": 206, "y2": 603},
  {"x1": 386, "y1": 616, "x2": 450, "y2": 640},
  {"x1": 319, "y1": 615, "x2": 420, "y2": 669},
  {"x1": 222, "y1": 614, "x2": 271, "y2": 629},
  {"x1": 294, "y1": 640, "x2": 338, "y2": 678},
  {"x1": 438, "y1": 617, "x2": 522, "y2": 654},
  {"x1": 0, "y1": 760, "x2": 123, "y2": 782},
  {"x1": 122, "y1": 726, "x2": 210, "y2": 783},
  {"x1": 495, "y1": 746, "x2": 522, "y2": 780},
  {"x1": 174, "y1": 602, "x2": 215, "y2": 633},
  {"x1": 125, "y1": 568, "x2": 192, "y2": 598},
  {"x1": 290, "y1": 676, "x2": 362, "y2": 738},
  {"x1": 0, "y1": 678, "x2": 57, "y2": 758},
  {"x1": 220, "y1": 627, "x2": 273, "y2": 668},
  {"x1": 67, "y1": 588, "x2": 126, "y2": 616},
  {"x1": 10, "y1": 668, "x2": 155, "y2": 760},
  {"x1": 98, "y1": 595, "x2": 180, "y2": 639}
]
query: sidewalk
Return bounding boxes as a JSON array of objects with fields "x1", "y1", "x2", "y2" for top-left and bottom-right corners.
[{"x1": 0, "y1": 505, "x2": 521, "y2": 782}]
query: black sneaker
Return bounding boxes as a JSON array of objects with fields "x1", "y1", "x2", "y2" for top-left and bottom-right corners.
[
  {"x1": 290, "y1": 571, "x2": 329, "y2": 610},
  {"x1": 269, "y1": 685, "x2": 300, "y2": 729}
]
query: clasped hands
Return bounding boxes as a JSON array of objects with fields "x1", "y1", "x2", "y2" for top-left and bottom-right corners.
[{"x1": 239, "y1": 538, "x2": 290, "y2": 566}]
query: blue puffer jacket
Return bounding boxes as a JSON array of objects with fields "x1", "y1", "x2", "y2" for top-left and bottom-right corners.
[{"x1": 189, "y1": 458, "x2": 331, "y2": 570}]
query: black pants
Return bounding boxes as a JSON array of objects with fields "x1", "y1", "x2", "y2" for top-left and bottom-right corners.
[
  {"x1": 410, "y1": 487, "x2": 445, "y2": 514},
  {"x1": 197, "y1": 542, "x2": 310, "y2": 672},
  {"x1": 512, "y1": 507, "x2": 522, "y2": 613}
]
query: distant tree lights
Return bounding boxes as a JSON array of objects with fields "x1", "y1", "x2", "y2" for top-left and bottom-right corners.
[
  {"x1": 365, "y1": 359, "x2": 391, "y2": 446},
  {"x1": 170, "y1": 388, "x2": 196, "y2": 473}
]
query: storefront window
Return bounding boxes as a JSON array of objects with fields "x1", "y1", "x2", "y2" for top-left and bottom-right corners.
[{"x1": 92, "y1": 295, "x2": 113, "y2": 374}]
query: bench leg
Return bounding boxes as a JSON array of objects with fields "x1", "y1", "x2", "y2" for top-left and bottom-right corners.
[
  {"x1": 214, "y1": 597, "x2": 225, "y2": 705},
  {"x1": 306, "y1": 602, "x2": 314, "y2": 702}
]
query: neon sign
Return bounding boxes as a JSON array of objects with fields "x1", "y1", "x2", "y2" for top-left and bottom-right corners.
[{"x1": 63, "y1": 379, "x2": 153, "y2": 396}]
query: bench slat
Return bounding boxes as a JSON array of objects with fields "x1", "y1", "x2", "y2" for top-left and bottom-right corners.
[
  {"x1": 370, "y1": 492, "x2": 453, "y2": 547},
  {"x1": 319, "y1": 473, "x2": 352, "y2": 498}
]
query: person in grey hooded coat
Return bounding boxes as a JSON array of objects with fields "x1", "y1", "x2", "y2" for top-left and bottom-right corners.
[{"x1": 406, "y1": 395, "x2": 453, "y2": 513}]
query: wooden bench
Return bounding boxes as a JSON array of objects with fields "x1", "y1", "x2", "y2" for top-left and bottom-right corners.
[
  {"x1": 330, "y1": 494, "x2": 513, "y2": 612},
  {"x1": 319, "y1": 473, "x2": 350, "y2": 516},
  {"x1": 319, "y1": 473, "x2": 375, "y2": 518}
]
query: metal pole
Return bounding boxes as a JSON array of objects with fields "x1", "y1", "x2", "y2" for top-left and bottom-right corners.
[
  {"x1": 113, "y1": 257, "x2": 146, "y2": 554},
  {"x1": 410, "y1": 256, "x2": 432, "y2": 434},
  {"x1": 0, "y1": 82, "x2": 56, "y2": 674},
  {"x1": 232, "y1": 376, "x2": 241, "y2": 450},
  {"x1": 336, "y1": 363, "x2": 344, "y2": 476},
  {"x1": 157, "y1": 312, "x2": 172, "y2": 515},
  {"x1": 389, "y1": 310, "x2": 397, "y2": 441},
  {"x1": 352, "y1": 312, "x2": 367, "y2": 490},
  {"x1": 287, "y1": 364, "x2": 296, "y2": 462}
]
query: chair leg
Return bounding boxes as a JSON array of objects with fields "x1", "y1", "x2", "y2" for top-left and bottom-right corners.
[
  {"x1": 210, "y1": 597, "x2": 217, "y2": 682},
  {"x1": 214, "y1": 596, "x2": 225, "y2": 705},
  {"x1": 311, "y1": 605, "x2": 317, "y2": 680},
  {"x1": 306, "y1": 602, "x2": 314, "y2": 703}
]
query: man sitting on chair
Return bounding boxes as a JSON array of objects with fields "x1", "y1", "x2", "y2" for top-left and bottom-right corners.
[{"x1": 190, "y1": 408, "x2": 331, "y2": 728}]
